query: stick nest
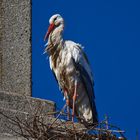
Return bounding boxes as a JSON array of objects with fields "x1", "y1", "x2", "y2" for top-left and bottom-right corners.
[{"x1": 0, "y1": 103, "x2": 127, "y2": 140}]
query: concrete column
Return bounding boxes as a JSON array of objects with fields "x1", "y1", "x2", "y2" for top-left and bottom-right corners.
[
  {"x1": 0, "y1": 0, "x2": 31, "y2": 96},
  {"x1": 0, "y1": 1, "x2": 56, "y2": 138}
]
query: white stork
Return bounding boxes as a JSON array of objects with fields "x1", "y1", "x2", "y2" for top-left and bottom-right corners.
[{"x1": 44, "y1": 14, "x2": 98, "y2": 126}]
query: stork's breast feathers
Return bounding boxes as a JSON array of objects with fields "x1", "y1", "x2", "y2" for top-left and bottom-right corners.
[{"x1": 49, "y1": 40, "x2": 94, "y2": 93}]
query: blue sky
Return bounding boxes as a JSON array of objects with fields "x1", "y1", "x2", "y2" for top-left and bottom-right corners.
[{"x1": 32, "y1": 0, "x2": 140, "y2": 139}]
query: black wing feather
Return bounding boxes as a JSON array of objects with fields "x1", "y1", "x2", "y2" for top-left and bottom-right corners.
[{"x1": 72, "y1": 58, "x2": 98, "y2": 124}]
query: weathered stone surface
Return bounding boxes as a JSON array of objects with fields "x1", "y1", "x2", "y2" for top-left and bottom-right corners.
[
  {"x1": 0, "y1": 107, "x2": 57, "y2": 136},
  {"x1": 0, "y1": 134, "x2": 25, "y2": 140},
  {"x1": 0, "y1": 0, "x2": 31, "y2": 96},
  {"x1": 0, "y1": 91, "x2": 55, "y2": 114},
  {"x1": 0, "y1": 91, "x2": 56, "y2": 137},
  {"x1": 0, "y1": 108, "x2": 29, "y2": 135}
]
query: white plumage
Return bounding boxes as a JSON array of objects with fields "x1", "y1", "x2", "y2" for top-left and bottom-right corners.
[{"x1": 44, "y1": 14, "x2": 98, "y2": 126}]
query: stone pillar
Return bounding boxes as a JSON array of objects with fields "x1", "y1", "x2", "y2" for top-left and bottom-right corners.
[
  {"x1": 0, "y1": 1, "x2": 56, "y2": 138},
  {"x1": 0, "y1": 0, "x2": 31, "y2": 96}
]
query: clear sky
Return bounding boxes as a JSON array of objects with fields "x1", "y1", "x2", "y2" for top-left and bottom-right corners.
[{"x1": 32, "y1": 0, "x2": 140, "y2": 139}]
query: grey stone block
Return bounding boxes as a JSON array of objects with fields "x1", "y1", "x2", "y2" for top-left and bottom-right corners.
[
  {"x1": 0, "y1": 91, "x2": 55, "y2": 114},
  {"x1": 0, "y1": 0, "x2": 31, "y2": 96},
  {"x1": 0, "y1": 134, "x2": 25, "y2": 140},
  {"x1": 0, "y1": 107, "x2": 29, "y2": 135},
  {"x1": 0, "y1": 91, "x2": 56, "y2": 137},
  {"x1": 0, "y1": 107, "x2": 55, "y2": 136}
]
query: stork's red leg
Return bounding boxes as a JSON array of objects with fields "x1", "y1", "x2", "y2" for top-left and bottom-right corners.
[
  {"x1": 64, "y1": 91, "x2": 70, "y2": 120},
  {"x1": 72, "y1": 81, "x2": 78, "y2": 122},
  {"x1": 66, "y1": 98, "x2": 70, "y2": 120}
]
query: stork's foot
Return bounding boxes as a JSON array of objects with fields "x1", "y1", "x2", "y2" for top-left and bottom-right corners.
[{"x1": 65, "y1": 120, "x2": 76, "y2": 130}]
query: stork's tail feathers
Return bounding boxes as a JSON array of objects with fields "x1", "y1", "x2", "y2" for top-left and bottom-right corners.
[
  {"x1": 79, "y1": 117, "x2": 98, "y2": 128},
  {"x1": 77, "y1": 116, "x2": 98, "y2": 128},
  {"x1": 91, "y1": 99, "x2": 98, "y2": 125}
]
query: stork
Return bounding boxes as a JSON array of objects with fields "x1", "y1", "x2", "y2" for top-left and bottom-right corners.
[{"x1": 44, "y1": 14, "x2": 98, "y2": 126}]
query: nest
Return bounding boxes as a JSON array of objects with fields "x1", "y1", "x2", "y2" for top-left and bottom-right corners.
[{"x1": 0, "y1": 103, "x2": 127, "y2": 140}]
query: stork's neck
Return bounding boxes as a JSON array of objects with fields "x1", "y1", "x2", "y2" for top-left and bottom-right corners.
[
  {"x1": 49, "y1": 24, "x2": 64, "y2": 46},
  {"x1": 46, "y1": 24, "x2": 64, "y2": 68},
  {"x1": 46, "y1": 24, "x2": 64, "y2": 57}
]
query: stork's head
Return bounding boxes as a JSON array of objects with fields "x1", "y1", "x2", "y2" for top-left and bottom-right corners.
[{"x1": 44, "y1": 14, "x2": 64, "y2": 41}]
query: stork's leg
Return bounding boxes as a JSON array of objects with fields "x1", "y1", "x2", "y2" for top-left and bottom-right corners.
[
  {"x1": 64, "y1": 91, "x2": 70, "y2": 120},
  {"x1": 72, "y1": 81, "x2": 78, "y2": 122},
  {"x1": 66, "y1": 98, "x2": 70, "y2": 120}
]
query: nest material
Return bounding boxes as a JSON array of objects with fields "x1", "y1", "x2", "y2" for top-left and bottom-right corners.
[
  {"x1": 0, "y1": 101, "x2": 126, "y2": 140},
  {"x1": 0, "y1": 111, "x2": 126, "y2": 140}
]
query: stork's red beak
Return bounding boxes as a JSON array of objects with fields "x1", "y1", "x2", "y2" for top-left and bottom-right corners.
[{"x1": 44, "y1": 23, "x2": 55, "y2": 41}]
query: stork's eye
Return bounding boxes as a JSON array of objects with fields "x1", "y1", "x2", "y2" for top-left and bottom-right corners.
[{"x1": 54, "y1": 17, "x2": 57, "y2": 21}]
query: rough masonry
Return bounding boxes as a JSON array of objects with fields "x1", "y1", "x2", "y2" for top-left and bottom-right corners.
[{"x1": 0, "y1": 0, "x2": 31, "y2": 96}]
